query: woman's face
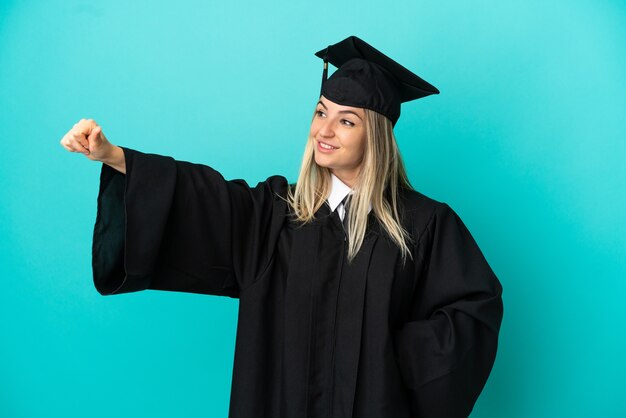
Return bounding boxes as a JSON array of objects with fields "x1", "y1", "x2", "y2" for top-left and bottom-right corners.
[{"x1": 310, "y1": 95, "x2": 366, "y2": 187}]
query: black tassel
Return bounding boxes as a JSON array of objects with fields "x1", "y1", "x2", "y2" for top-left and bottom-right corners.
[{"x1": 319, "y1": 46, "x2": 329, "y2": 96}]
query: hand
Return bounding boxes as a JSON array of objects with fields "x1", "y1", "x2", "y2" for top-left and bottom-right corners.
[{"x1": 59, "y1": 118, "x2": 114, "y2": 162}]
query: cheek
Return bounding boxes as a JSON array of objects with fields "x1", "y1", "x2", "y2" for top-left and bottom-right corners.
[
  {"x1": 344, "y1": 132, "x2": 366, "y2": 154},
  {"x1": 353, "y1": 143, "x2": 366, "y2": 162},
  {"x1": 309, "y1": 119, "x2": 322, "y2": 135}
]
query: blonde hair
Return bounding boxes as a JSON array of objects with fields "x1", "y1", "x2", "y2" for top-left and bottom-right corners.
[{"x1": 284, "y1": 105, "x2": 415, "y2": 264}]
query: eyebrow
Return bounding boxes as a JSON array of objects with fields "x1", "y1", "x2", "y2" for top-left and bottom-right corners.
[{"x1": 317, "y1": 100, "x2": 363, "y2": 121}]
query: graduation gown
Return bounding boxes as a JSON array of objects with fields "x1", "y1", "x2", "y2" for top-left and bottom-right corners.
[{"x1": 92, "y1": 147, "x2": 504, "y2": 418}]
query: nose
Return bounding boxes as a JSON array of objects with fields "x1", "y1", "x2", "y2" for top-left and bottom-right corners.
[{"x1": 318, "y1": 118, "x2": 335, "y2": 138}]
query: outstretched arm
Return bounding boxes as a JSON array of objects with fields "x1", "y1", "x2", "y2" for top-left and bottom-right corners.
[
  {"x1": 60, "y1": 118, "x2": 288, "y2": 299},
  {"x1": 92, "y1": 146, "x2": 289, "y2": 298}
]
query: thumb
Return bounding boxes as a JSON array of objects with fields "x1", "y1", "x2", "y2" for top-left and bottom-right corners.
[{"x1": 88, "y1": 126, "x2": 102, "y2": 146}]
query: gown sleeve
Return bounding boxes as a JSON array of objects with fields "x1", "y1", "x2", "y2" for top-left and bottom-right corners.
[
  {"x1": 91, "y1": 146, "x2": 289, "y2": 298},
  {"x1": 393, "y1": 202, "x2": 504, "y2": 418}
]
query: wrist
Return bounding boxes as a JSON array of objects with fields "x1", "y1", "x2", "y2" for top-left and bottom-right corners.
[{"x1": 101, "y1": 145, "x2": 121, "y2": 164}]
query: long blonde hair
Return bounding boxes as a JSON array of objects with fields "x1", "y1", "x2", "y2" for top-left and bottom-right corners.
[{"x1": 285, "y1": 105, "x2": 415, "y2": 264}]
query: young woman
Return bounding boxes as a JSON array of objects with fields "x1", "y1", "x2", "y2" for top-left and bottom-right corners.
[{"x1": 60, "y1": 36, "x2": 503, "y2": 418}]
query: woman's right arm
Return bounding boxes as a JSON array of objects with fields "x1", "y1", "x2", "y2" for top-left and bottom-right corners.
[
  {"x1": 60, "y1": 118, "x2": 289, "y2": 297},
  {"x1": 59, "y1": 118, "x2": 126, "y2": 174}
]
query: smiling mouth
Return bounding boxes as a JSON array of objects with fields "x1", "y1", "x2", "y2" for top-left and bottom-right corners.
[{"x1": 318, "y1": 140, "x2": 339, "y2": 150}]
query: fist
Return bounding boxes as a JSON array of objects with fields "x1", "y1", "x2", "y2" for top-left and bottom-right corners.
[{"x1": 59, "y1": 119, "x2": 113, "y2": 162}]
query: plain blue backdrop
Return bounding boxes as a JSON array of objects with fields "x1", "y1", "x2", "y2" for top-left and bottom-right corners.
[{"x1": 1, "y1": 0, "x2": 625, "y2": 417}]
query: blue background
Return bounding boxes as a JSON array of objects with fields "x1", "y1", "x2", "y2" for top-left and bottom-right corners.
[{"x1": 1, "y1": 0, "x2": 625, "y2": 416}]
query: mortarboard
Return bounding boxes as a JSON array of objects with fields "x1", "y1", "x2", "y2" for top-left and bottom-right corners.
[{"x1": 314, "y1": 36, "x2": 439, "y2": 127}]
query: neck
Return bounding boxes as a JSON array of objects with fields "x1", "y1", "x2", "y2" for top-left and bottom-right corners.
[{"x1": 331, "y1": 169, "x2": 358, "y2": 188}]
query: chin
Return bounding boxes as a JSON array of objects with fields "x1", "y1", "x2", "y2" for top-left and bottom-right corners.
[{"x1": 314, "y1": 154, "x2": 331, "y2": 169}]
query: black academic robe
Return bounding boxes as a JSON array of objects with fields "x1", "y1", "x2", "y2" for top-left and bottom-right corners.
[{"x1": 92, "y1": 147, "x2": 504, "y2": 418}]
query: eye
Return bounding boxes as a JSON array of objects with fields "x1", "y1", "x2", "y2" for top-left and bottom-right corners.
[
  {"x1": 341, "y1": 119, "x2": 355, "y2": 127},
  {"x1": 315, "y1": 110, "x2": 326, "y2": 117}
]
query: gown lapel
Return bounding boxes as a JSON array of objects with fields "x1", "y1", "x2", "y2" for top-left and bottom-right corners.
[
  {"x1": 331, "y1": 210, "x2": 380, "y2": 417},
  {"x1": 282, "y1": 201, "x2": 381, "y2": 417},
  {"x1": 321, "y1": 202, "x2": 382, "y2": 417}
]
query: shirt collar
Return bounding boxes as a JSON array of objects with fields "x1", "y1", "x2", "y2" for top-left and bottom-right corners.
[
  {"x1": 327, "y1": 173, "x2": 372, "y2": 214},
  {"x1": 328, "y1": 173, "x2": 353, "y2": 212}
]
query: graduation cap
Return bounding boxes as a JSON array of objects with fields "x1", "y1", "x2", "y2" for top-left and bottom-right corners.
[{"x1": 314, "y1": 36, "x2": 439, "y2": 127}]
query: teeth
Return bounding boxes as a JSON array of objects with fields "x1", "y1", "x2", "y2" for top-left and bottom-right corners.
[{"x1": 320, "y1": 142, "x2": 336, "y2": 149}]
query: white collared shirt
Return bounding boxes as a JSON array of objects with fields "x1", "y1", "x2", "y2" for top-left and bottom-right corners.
[{"x1": 327, "y1": 173, "x2": 372, "y2": 221}]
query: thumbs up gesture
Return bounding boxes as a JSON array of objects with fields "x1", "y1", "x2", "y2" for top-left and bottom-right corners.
[{"x1": 59, "y1": 118, "x2": 113, "y2": 162}]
